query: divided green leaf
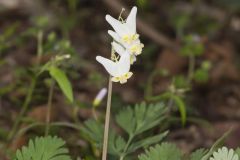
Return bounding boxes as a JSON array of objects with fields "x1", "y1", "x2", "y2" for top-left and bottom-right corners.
[
  {"x1": 116, "y1": 102, "x2": 167, "y2": 136},
  {"x1": 15, "y1": 136, "x2": 71, "y2": 160},
  {"x1": 80, "y1": 119, "x2": 103, "y2": 149},
  {"x1": 190, "y1": 148, "x2": 207, "y2": 160},
  {"x1": 108, "y1": 132, "x2": 126, "y2": 156},
  {"x1": 138, "y1": 142, "x2": 182, "y2": 160},
  {"x1": 128, "y1": 131, "x2": 168, "y2": 154}
]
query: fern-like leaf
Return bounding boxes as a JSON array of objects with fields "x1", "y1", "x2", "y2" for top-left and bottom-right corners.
[
  {"x1": 128, "y1": 131, "x2": 168, "y2": 154},
  {"x1": 15, "y1": 136, "x2": 71, "y2": 160},
  {"x1": 80, "y1": 119, "x2": 103, "y2": 148},
  {"x1": 116, "y1": 102, "x2": 167, "y2": 136},
  {"x1": 138, "y1": 142, "x2": 182, "y2": 160},
  {"x1": 190, "y1": 148, "x2": 207, "y2": 160}
]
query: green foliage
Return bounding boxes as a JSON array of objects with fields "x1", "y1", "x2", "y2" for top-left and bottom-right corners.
[
  {"x1": 128, "y1": 131, "x2": 168, "y2": 154},
  {"x1": 108, "y1": 132, "x2": 126, "y2": 156},
  {"x1": 171, "y1": 95, "x2": 187, "y2": 125},
  {"x1": 14, "y1": 136, "x2": 71, "y2": 160},
  {"x1": 0, "y1": 23, "x2": 19, "y2": 53},
  {"x1": 138, "y1": 142, "x2": 182, "y2": 160},
  {"x1": 33, "y1": 16, "x2": 49, "y2": 29},
  {"x1": 173, "y1": 75, "x2": 190, "y2": 89},
  {"x1": 180, "y1": 35, "x2": 204, "y2": 57},
  {"x1": 170, "y1": 11, "x2": 190, "y2": 37},
  {"x1": 190, "y1": 148, "x2": 207, "y2": 160},
  {"x1": 194, "y1": 68, "x2": 209, "y2": 83},
  {"x1": 81, "y1": 103, "x2": 168, "y2": 159},
  {"x1": 193, "y1": 61, "x2": 211, "y2": 83},
  {"x1": 49, "y1": 66, "x2": 73, "y2": 103},
  {"x1": 80, "y1": 119, "x2": 104, "y2": 149},
  {"x1": 116, "y1": 102, "x2": 167, "y2": 136}
]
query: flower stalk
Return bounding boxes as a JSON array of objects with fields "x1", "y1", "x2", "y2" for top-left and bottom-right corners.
[
  {"x1": 97, "y1": 6, "x2": 143, "y2": 159},
  {"x1": 102, "y1": 76, "x2": 113, "y2": 160}
]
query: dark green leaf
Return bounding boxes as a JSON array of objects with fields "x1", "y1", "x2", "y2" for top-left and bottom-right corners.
[
  {"x1": 190, "y1": 148, "x2": 207, "y2": 160},
  {"x1": 128, "y1": 131, "x2": 168, "y2": 154},
  {"x1": 49, "y1": 66, "x2": 73, "y2": 103},
  {"x1": 116, "y1": 103, "x2": 167, "y2": 136},
  {"x1": 138, "y1": 142, "x2": 182, "y2": 160},
  {"x1": 172, "y1": 95, "x2": 187, "y2": 125},
  {"x1": 15, "y1": 136, "x2": 71, "y2": 160}
]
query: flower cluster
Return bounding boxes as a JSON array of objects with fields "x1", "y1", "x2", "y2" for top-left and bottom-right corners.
[{"x1": 96, "y1": 6, "x2": 144, "y2": 84}]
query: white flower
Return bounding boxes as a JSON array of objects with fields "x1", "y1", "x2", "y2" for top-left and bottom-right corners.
[
  {"x1": 96, "y1": 53, "x2": 133, "y2": 84},
  {"x1": 210, "y1": 147, "x2": 239, "y2": 160},
  {"x1": 106, "y1": 6, "x2": 144, "y2": 56}
]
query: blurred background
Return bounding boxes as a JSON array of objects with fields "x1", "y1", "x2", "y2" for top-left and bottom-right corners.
[{"x1": 0, "y1": 0, "x2": 240, "y2": 159}]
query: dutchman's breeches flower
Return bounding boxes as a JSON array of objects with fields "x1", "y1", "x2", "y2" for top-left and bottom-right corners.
[
  {"x1": 96, "y1": 53, "x2": 133, "y2": 84},
  {"x1": 106, "y1": 6, "x2": 144, "y2": 57},
  {"x1": 96, "y1": 6, "x2": 143, "y2": 84}
]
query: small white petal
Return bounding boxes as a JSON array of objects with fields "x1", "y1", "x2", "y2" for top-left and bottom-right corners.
[
  {"x1": 96, "y1": 56, "x2": 118, "y2": 77},
  {"x1": 117, "y1": 53, "x2": 131, "y2": 75},
  {"x1": 108, "y1": 30, "x2": 121, "y2": 42},
  {"x1": 106, "y1": 15, "x2": 128, "y2": 36},
  {"x1": 126, "y1": 6, "x2": 137, "y2": 34},
  {"x1": 112, "y1": 42, "x2": 125, "y2": 56},
  {"x1": 96, "y1": 88, "x2": 107, "y2": 101}
]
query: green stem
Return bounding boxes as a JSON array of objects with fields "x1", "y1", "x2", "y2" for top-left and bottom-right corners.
[
  {"x1": 45, "y1": 79, "x2": 55, "y2": 136},
  {"x1": 187, "y1": 55, "x2": 195, "y2": 82},
  {"x1": 36, "y1": 30, "x2": 43, "y2": 66},
  {"x1": 8, "y1": 77, "x2": 36, "y2": 140},
  {"x1": 8, "y1": 30, "x2": 43, "y2": 140},
  {"x1": 119, "y1": 134, "x2": 134, "y2": 160},
  {"x1": 102, "y1": 77, "x2": 113, "y2": 160}
]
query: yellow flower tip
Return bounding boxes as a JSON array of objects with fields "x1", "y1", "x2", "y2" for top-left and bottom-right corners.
[
  {"x1": 125, "y1": 72, "x2": 133, "y2": 79},
  {"x1": 130, "y1": 43, "x2": 144, "y2": 55},
  {"x1": 93, "y1": 99, "x2": 100, "y2": 107},
  {"x1": 132, "y1": 34, "x2": 139, "y2": 40},
  {"x1": 111, "y1": 72, "x2": 133, "y2": 84},
  {"x1": 130, "y1": 55, "x2": 136, "y2": 64},
  {"x1": 122, "y1": 34, "x2": 140, "y2": 44},
  {"x1": 92, "y1": 88, "x2": 107, "y2": 107},
  {"x1": 111, "y1": 76, "x2": 120, "y2": 82}
]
